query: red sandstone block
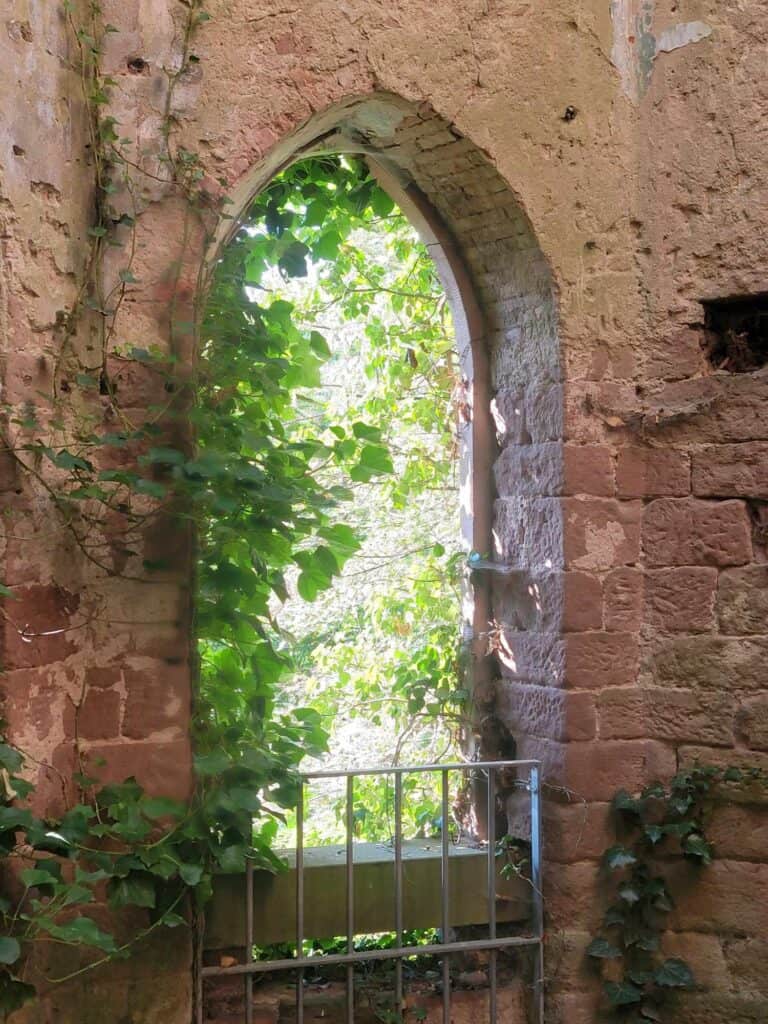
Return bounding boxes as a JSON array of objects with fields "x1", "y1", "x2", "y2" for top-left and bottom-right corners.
[
  {"x1": 83, "y1": 739, "x2": 192, "y2": 800},
  {"x1": 717, "y1": 565, "x2": 768, "y2": 634},
  {"x1": 565, "y1": 632, "x2": 639, "y2": 689},
  {"x1": 644, "y1": 567, "x2": 718, "y2": 632},
  {"x1": 737, "y1": 696, "x2": 768, "y2": 751},
  {"x1": 542, "y1": 802, "x2": 614, "y2": 863},
  {"x1": 692, "y1": 442, "x2": 768, "y2": 498},
  {"x1": 563, "y1": 498, "x2": 642, "y2": 570},
  {"x1": 707, "y1": 804, "x2": 768, "y2": 860},
  {"x1": 544, "y1": 861, "x2": 603, "y2": 932},
  {"x1": 603, "y1": 567, "x2": 643, "y2": 631},
  {"x1": 661, "y1": 932, "x2": 730, "y2": 990},
  {"x1": 563, "y1": 571, "x2": 603, "y2": 632},
  {"x1": 122, "y1": 662, "x2": 190, "y2": 739},
  {"x1": 645, "y1": 327, "x2": 705, "y2": 381},
  {"x1": 643, "y1": 637, "x2": 768, "y2": 693},
  {"x1": 491, "y1": 389, "x2": 527, "y2": 446},
  {"x1": 598, "y1": 687, "x2": 734, "y2": 745},
  {"x1": 642, "y1": 498, "x2": 752, "y2": 567},
  {"x1": 77, "y1": 688, "x2": 122, "y2": 741},
  {"x1": 667, "y1": 860, "x2": 768, "y2": 936},
  {"x1": 516, "y1": 736, "x2": 676, "y2": 802},
  {"x1": 563, "y1": 445, "x2": 614, "y2": 497},
  {"x1": 84, "y1": 665, "x2": 122, "y2": 689},
  {"x1": 2, "y1": 585, "x2": 80, "y2": 668},
  {"x1": 616, "y1": 446, "x2": 690, "y2": 498},
  {"x1": 497, "y1": 683, "x2": 596, "y2": 741}
]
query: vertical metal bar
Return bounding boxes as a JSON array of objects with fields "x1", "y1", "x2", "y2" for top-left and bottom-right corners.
[
  {"x1": 530, "y1": 765, "x2": 544, "y2": 1024},
  {"x1": 296, "y1": 780, "x2": 305, "y2": 1024},
  {"x1": 245, "y1": 858, "x2": 254, "y2": 1024},
  {"x1": 486, "y1": 767, "x2": 497, "y2": 1024},
  {"x1": 346, "y1": 774, "x2": 355, "y2": 1024},
  {"x1": 394, "y1": 772, "x2": 404, "y2": 1015},
  {"x1": 441, "y1": 768, "x2": 451, "y2": 1024}
]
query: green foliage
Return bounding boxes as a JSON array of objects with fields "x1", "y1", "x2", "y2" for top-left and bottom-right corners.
[{"x1": 588, "y1": 764, "x2": 768, "y2": 1021}]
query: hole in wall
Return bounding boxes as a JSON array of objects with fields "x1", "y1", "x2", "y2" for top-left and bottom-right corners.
[
  {"x1": 701, "y1": 293, "x2": 768, "y2": 373},
  {"x1": 12, "y1": 145, "x2": 25, "y2": 157},
  {"x1": 126, "y1": 56, "x2": 149, "y2": 74}
]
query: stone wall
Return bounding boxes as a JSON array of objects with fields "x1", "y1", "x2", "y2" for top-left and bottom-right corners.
[{"x1": 3, "y1": 0, "x2": 768, "y2": 1021}]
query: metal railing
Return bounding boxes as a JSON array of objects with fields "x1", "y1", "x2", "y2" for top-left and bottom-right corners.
[{"x1": 199, "y1": 759, "x2": 544, "y2": 1024}]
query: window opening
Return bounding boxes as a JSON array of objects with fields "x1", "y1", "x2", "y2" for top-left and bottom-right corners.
[
  {"x1": 702, "y1": 293, "x2": 768, "y2": 372},
  {"x1": 198, "y1": 155, "x2": 468, "y2": 852}
]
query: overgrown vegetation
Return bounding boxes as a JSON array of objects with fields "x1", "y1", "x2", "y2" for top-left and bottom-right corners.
[{"x1": 587, "y1": 764, "x2": 768, "y2": 1021}]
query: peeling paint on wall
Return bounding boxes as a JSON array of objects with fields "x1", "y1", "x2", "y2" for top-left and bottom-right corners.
[{"x1": 610, "y1": 0, "x2": 712, "y2": 101}]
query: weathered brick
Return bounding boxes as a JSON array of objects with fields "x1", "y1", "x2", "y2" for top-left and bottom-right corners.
[
  {"x1": 616, "y1": 446, "x2": 690, "y2": 498},
  {"x1": 122, "y1": 662, "x2": 190, "y2": 739},
  {"x1": 692, "y1": 442, "x2": 768, "y2": 498},
  {"x1": 661, "y1": 932, "x2": 730, "y2": 990},
  {"x1": 493, "y1": 442, "x2": 614, "y2": 498},
  {"x1": 517, "y1": 736, "x2": 676, "y2": 802},
  {"x1": 644, "y1": 567, "x2": 718, "y2": 632},
  {"x1": 642, "y1": 637, "x2": 768, "y2": 691},
  {"x1": 722, "y1": 937, "x2": 768, "y2": 999},
  {"x1": 645, "y1": 327, "x2": 706, "y2": 381},
  {"x1": 708, "y1": 804, "x2": 768, "y2": 860},
  {"x1": 2, "y1": 584, "x2": 80, "y2": 668},
  {"x1": 643, "y1": 375, "x2": 768, "y2": 444},
  {"x1": 642, "y1": 498, "x2": 752, "y2": 567},
  {"x1": 737, "y1": 696, "x2": 768, "y2": 750},
  {"x1": 494, "y1": 442, "x2": 562, "y2": 496},
  {"x1": 563, "y1": 571, "x2": 603, "y2": 631},
  {"x1": 544, "y1": 861, "x2": 602, "y2": 931},
  {"x1": 598, "y1": 687, "x2": 734, "y2": 745},
  {"x1": 603, "y1": 567, "x2": 643, "y2": 631},
  {"x1": 667, "y1": 860, "x2": 768, "y2": 936},
  {"x1": 77, "y1": 688, "x2": 122, "y2": 741},
  {"x1": 83, "y1": 739, "x2": 192, "y2": 799},
  {"x1": 497, "y1": 682, "x2": 596, "y2": 741},
  {"x1": 717, "y1": 565, "x2": 768, "y2": 634},
  {"x1": 565, "y1": 632, "x2": 639, "y2": 689},
  {"x1": 491, "y1": 388, "x2": 528, "y2": 446},
  {"x1": 493, "y1": 496, "x2": 563, "y2": 569},
  {"x1": 563, "y1": 498, "x2": 641, "y2": 570},
  {"x1": 563, "y1": 445, "x2": 614, "y2": 496},
  {"x1": 496, "y1": 630, "x2": 564, "y2": 685}
]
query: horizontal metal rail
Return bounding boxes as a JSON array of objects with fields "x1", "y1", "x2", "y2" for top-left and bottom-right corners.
[
  {"x1": 201, "y1": 934, "x2": 541, "y2": 976},
  {"x1": 199, "y1": 759, "x2": 544, "y2": 1024}
]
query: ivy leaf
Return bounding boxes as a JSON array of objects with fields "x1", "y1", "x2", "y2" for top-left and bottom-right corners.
[
  {"x1": 612, "y1": 790, "x2": 642, "y2": 816},
  {"x1": 108, "y1": 873, "x2": 156, "y2": 909},
  {"x1": 618, "y1": 882, "x2": 641, "y2": 905},
  {"x1": 278, "y1": 240, "x2": 309, "y2": 278},
  {"x1": 371, "y1": 188, "x2": 395, "y2": 218},
  {"x1": 683, "y1": 833, "x2": 713, "y2": 864},
  {"x1": 140, "y1": 796, "x2": 186, "y2": 820},
  {"x1": 309, "y1": 331, "x2": 331, "y2": 359},
  {"x1": 603, "y1": 845, "x2": 637, "y2": 870},
  {"x1": 45, "y1": 916, "x2": 117, "y2": 952},
  {"x1": 604, "y1": 981, "x2": 643, "y2": 1006},
  {"x1": 586, "y1": 938, "x2": 622, "y2": 959},
  {"x1": 194, "y1": 750, "x2": 231, "y2": 776},
  {"x1": 0, "y1": 938, "x2": 20, "y2": 966},
  {"x1": 653, "y1": 958, "x2": 695, "y2": 989},
  {"x1": 118, "y1": 269, "x2": 139, "y2": 284},
  {"x1": 644, "y1": 824, "x2": 664, "y2": 844},
  {"x1": 178, "y1": 863, "x2": 204, "y2": 887}
]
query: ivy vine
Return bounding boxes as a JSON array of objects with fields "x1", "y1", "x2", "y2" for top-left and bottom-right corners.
[{"x1": 587, "y1": 764, "x2": 768, "y2": 1022}]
